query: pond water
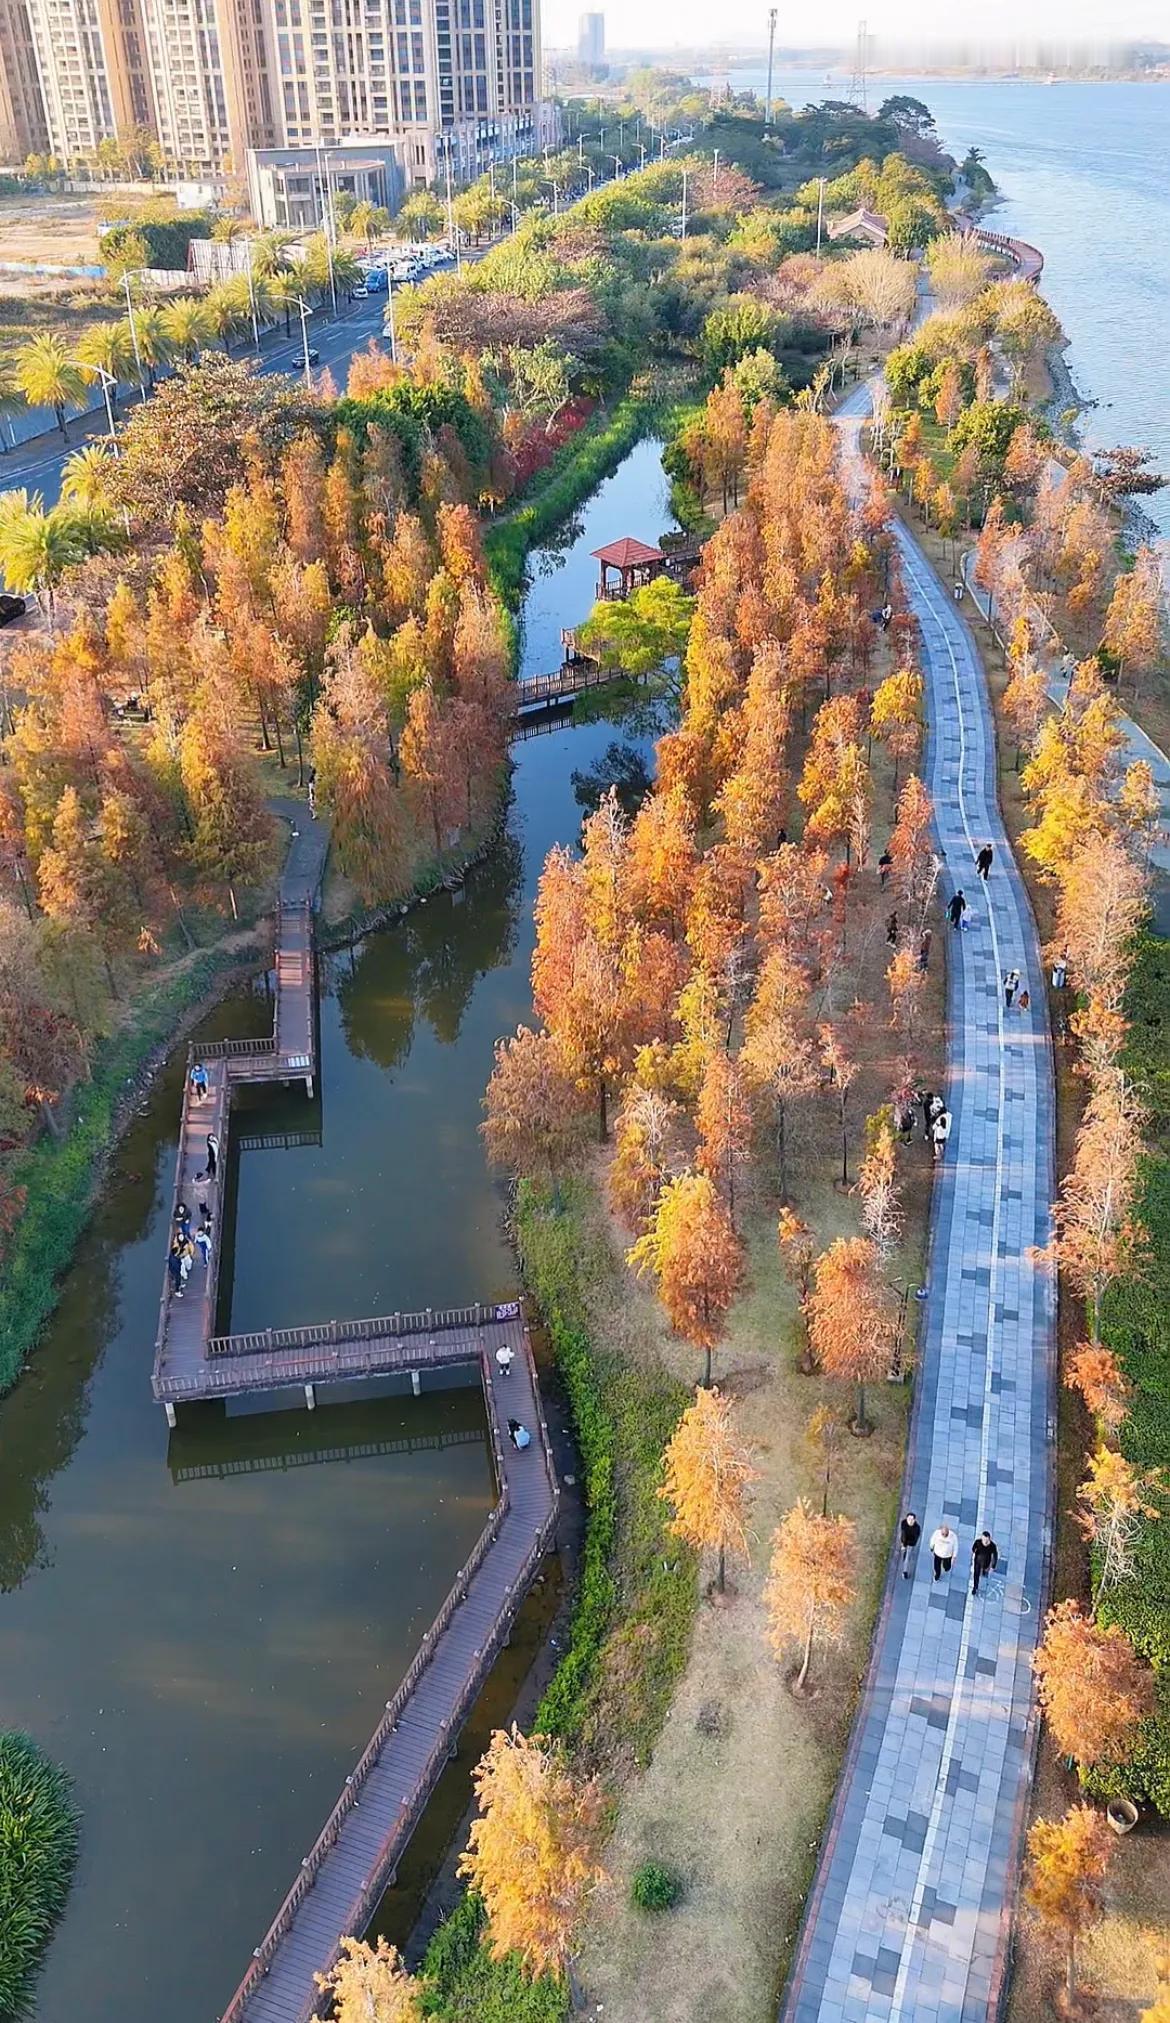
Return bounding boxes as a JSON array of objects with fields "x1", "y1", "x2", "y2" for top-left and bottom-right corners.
[{"x1": 0, "y1": 432, "x2": 675, "y2": 2023}]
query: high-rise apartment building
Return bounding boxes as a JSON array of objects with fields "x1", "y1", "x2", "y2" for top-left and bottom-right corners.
[
  {"x1": 576, "y1": 9, "x2": 601, "y2": 67},
  {"x1": 0, "y1": 0, "x2": 49, "y2": 157},
  {"x1": 7, "y1": 0, "x2": 551, "y2": 182},
  {"x1": 24, "y1": 0, "x2": 154, "y2": 160}
]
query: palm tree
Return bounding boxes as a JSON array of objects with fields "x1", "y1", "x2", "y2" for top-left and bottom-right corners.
[
  {"x1": 128, "y1": 302, "x2": 172, "y2": 389},
  {"x1": 61, "y1": 441, "x2": 117, "y2": 509},
  {"x1": 348, "y1": 199, "x2": 388, "y2": 248},
  {"x1": 206, "y1": 278, "x2": 252, "y2": 348},
  {"x1": 75, "y1": 318, "x2": 135, "y2": 411},
  {"x1": 13, "y1": 334, "x2": 87, "y2": 439},
  {"x1": 267, "y1": 269, "x2": 303, "y2": 338},
  {"x1": 159, "y1": 296, "x2": 214, "y2": 363},
  {"x1": 0, "y1": 495, "x2": 88, "y2": 622},
  {"x1": 250, "y1": 231, "x2": 295, "y2": 279}
]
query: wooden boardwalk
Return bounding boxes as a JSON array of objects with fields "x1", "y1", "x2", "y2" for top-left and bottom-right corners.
[
  {"x1": 149, "y1": 800, "x2": 561, "y2": 2023},
  {"x1": 219, "y1": 1323, "x2": 558, "y2": 2023}
]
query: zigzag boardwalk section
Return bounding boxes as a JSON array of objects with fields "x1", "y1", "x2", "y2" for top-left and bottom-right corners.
[
  {"x1": 780, "y1": 389, "x2": 1056, "y2": 2023},
  {"x1": 219, "y1": 1322, "x2": 558, "y2": 2023},
  {"x1": 150, "y1": 802, "x2": 560, "y2": 2023}
]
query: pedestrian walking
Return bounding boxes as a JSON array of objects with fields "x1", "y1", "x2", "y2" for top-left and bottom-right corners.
[
  {"x1": 878, "y1": 848, "x2": 892, "y2": 887},
  {"x1": 930, "y1": 1523, "x2": 957, "y2": 1581},
  {"x1": 917, "y1": 928, "x2": 932, "y2": 974},
  {"x1": 971, "y1": 1529, "x2": 999, "y2": 1595},
  {"x1": 975, "y1": 843, "x2": 993, "y2": 881},
  {"x1": 179, "y1": 1239, "x2": 194, "y2": 1289},
  {"x1": 1003, "y1": 968, "x2": 1020, "y2": 1008},
  {"x1": 894, "y1": 1097, "x2": 916, "y2": 1145},
  {"x1": 495, "y1": 1344, "x2": 515, "y2": 1377},
  {"x1": 168, "y1": 1242, "x2": 185, "y2": 1298},
  {"x1": 952, "y1": 578, "x2": 964, "y2": 604},
  {"x1": 507, "y1": 1417, "x2": 532, "y2": 1451},
  {"x1": 189, "y1": 1062, "x2": 209, "y2": 1100},
  {"x1": 194, "y1": 1224, "x2": 212, "y2": 1266},
  {"x1": 1017, "y1": 988, "x2": 1031, "y2": 1014},
  {"x1": 175, "y1": 1201, "x2": 191, "y2": 1235},
  {"x1": 886, "y1": 911, "x2": 898, "y2": 945},
  {"x1": 899, "y1": 1512, "x2": 922, "y2": 1578},
  {"x1": 947, "y1": 890, "x2": 967, "y2": 930},
  {"x1": 201, "y1": 1133, "x2": 219, "y2": 1183},
  {"x1": 930, "y1": 1108, "x2": 951, "y2": 1164},
  {"x1": 919, "y1": 1088, "x2": 937, "y2": 1142}
]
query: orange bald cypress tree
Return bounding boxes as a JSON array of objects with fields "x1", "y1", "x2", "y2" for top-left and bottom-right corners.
[
  {"x1": 764, "y1": 1499, "x2": 857, "y2": 1693},
  {"x1": 659, "y1": 1384, "x2": 757, "y2": 1592},
  {"x1": 459, "y1": 1725, "x2": 605, "y2": 1984},
  {"x1": 1032, "y1": 1598, "x2": 1153, "y2": 1771},
  {"x1": 805, "y1": 1235, "x2": 899, "y2": 1431},
  {"x1": 629, "y1": 1171, "x2": 745, "y2": 1387},
  {"x1": 1025, "y1": 1804, "x2": 1113, "y2": 2010}
]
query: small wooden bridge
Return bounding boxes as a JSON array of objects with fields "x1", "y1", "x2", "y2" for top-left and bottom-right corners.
[{"x1": 151, "y1": 802, "x2": 560, "y2": 2023}]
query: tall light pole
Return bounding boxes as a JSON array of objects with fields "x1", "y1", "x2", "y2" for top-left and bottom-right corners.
[
  {"x1": 587, "y1": 164, "x2": 594, "y2": 191},
  {"x1": 292, "y1": 296, "x2": 313, "y2": 389},
  {"x1": 612, "y1": 153, "x2": 622, "y2": 182},
  {"x1": 122, "y1": 270, "x2": 148, "y2": 401},
  {"x1": 765, "y1": 6, "x2": 777, "y2": 128},
  {"x1": 680, "y1": 168, "x2": 688, "y2": 240},
  {"x1": 544, "y1": 175, "x2": 559, "y2": 217},
  {"x1": 639, "y1": 143, "x2": 647, "y2": 171},
  {"x1": 816, "y1": 175, "x2": 826, "y2": 256},
  {"x1": 384, "y1": 277, "x2": 397, "y2": 363},
  {"x1": 68, "y1": 358, "x2": 118, "y2": 447},
  {"x1": 712, "y1": 146, "x2": 720, "y2": 194}
]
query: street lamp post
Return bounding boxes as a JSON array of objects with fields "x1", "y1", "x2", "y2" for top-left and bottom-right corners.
[
  {"x1": 680, "y1": 168, "x2": 688, "y2": 239},
  {"x1": 291, "y1": 296, "x2": 313, "y2": 390},
  {"x1": 68, "y1": 358, "x2": 118, "y2": 448},
  {"x1": 384, "y1": 277, "x2": 397, "y2": 364},
  {"x1": 315, "y1": 147, "x2": 338, "y2": 312},
  {"x1": 544, "y1": 176, "x2": 559, "y2": 217},
  {"x1": 816, "y1": 176, "x2": 826, "y2": 256},
  {"x1": 612, "y1": 153, "x2": 622, "y2": 182},
  {"x1": 122, "y1": 269, "x2": 149, "y2": 402}
]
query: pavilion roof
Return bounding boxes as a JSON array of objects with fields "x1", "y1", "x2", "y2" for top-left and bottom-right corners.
[{"x1": 591, "y1": 536, "x2": 664, "y2": 569}]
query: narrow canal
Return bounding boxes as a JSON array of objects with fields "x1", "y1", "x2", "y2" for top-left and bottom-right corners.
[{"x1": 0, "y1": 434, "x2": 676, "y2": 2023}]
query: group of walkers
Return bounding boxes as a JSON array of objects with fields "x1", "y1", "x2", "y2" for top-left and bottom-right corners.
[
  {"x1": 166, "y1": 1061, "x2": 221, "y2": 1303},
  {"x1": 892, "y1": 1087, "x2": 951, "y2": 1164},
  {"x1": 899, "y1": 1514, "x2": 1000, "y2": 1594}
]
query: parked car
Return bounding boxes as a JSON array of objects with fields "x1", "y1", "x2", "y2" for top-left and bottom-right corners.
[
  {"x1": 352, "y1": 283, "x2": 369, "y2": 298},
  {"x1": 0, "y1": 593, "x2": 26, "y2": 626},
  {"x1": 306, "y1": 347, "x2": 320, "y2": 366}
]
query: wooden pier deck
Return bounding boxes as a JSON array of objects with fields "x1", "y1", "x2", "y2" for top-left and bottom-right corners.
[
  {"x1": 148, "y1": 799, "x2": 561, "y2": 2023},
  {"x1": 219, "y1": 1321, "x2": 558, "y2": 2023}
]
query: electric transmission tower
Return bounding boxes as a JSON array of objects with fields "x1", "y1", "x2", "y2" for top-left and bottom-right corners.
[{"x1": 847, "y1": 19, "x2": 868, "y2": 113}]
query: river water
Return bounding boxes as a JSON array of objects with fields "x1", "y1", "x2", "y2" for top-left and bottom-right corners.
[
  {"x1": 0, "y1": 434, "x2": 674, "y2": 2023},
  {"x1": 710, "y1": 70, "x2": 1170, "y2": 536}
]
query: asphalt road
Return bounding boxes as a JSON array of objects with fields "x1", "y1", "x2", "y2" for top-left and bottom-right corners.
[{"x1": 0, "y1": 292, "x2": 391, "y2": 512}]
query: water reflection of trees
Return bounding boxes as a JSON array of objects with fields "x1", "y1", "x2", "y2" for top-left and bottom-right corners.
[
  {"x1": 571, "y1": 742, "x2": 654, "y2": 819},
  {"x1": 334, "y1": 830, "x2": 522, "y2": 1066}
]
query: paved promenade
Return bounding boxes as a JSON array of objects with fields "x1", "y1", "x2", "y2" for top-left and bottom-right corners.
[{"x1": 781, "y1": 387, "x2": 1057, "y2": 2023}]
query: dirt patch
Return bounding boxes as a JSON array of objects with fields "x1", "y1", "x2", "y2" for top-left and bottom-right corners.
[{"x1": 0, "y1": 194, "x2": 103, "y2": 267}]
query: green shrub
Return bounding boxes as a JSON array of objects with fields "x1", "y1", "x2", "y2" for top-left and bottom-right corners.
[
  {"x1": 0, "y1": 1733, "x2": 80, "y2": 2018},
  {"x1": 1088, "y1": 934, "x2": 1170, "y2": 1811},
  {"x1": 630, "y1": 1859, "x2": 682, "y2": 1912},
  {"x1": 420, "y1": 1893, "x2": 565, "y2": 2021}
]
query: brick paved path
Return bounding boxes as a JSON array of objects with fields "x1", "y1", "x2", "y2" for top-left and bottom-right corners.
[{"x1": 780, "y1": 391, "x2": 1057, "y2": 2023}]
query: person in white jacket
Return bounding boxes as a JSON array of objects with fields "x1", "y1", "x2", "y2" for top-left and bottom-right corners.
[{"x1": 929, "y1": 1523, "x2": 957, "y2": 1581}]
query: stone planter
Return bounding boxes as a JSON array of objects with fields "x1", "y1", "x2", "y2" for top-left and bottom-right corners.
[{"x1": 1106, "y1": 1797, "x2": 1139, "y2": 1836}]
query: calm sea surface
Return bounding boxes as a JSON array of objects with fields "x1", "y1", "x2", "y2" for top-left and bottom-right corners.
[{"x1": 708, "y1": 71, "x2": 1170, "y2": 535}]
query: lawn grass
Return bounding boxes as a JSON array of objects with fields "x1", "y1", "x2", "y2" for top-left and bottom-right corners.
[{"x1": 0, "y1": 1732, "x2": 80, "y2": 2020}]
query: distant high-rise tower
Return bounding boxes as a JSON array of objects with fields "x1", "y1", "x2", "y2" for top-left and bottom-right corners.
[
  {"x1": 577, "y1": 10, "x2": 603, "y2": 67},
  {"x1": 0, "y1": 0, "x2": 49, "y2": 158}
]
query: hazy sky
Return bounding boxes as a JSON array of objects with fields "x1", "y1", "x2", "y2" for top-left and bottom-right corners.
[{"x1": 545, "y1": 0, "x2": 1170, "y2": 49}]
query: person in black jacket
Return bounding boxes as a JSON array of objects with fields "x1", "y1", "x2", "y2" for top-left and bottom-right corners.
[
  {"x1": 971, "y1": 1529, "x2": 999, "y2": 1594},
  {"x1": 899, "y1": 1512, "x2": 922, "y2": 1579}
]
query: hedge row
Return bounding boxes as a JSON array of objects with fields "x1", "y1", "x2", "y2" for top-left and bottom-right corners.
[
  {"x1": 1089, "y1": 934, "x2": 1170, "y2": 1812},
  {"x1": 0, "y1": 1732, "x2": 80, "y2": 2018},
  {"x1": 421, "y1": 1178, "x2": 696, "y2": 2016},
  {"x1": 0, "y1": 943, "x2": 255, "y2": 1396}
]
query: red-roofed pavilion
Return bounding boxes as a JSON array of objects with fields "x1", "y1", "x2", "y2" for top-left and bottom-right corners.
[{"x1": 591, "y1": 535, "x2": 665, "y2": 600}]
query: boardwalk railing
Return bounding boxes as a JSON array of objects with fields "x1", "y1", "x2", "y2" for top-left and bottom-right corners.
[
  {"x1": 220, "y1": 1346, "x2": 559, "y2": 2023},
  {"x1": 153, "y1": 1064, "x2": 230, "y2": 1366},
  {"x1": 201, "y1": 1034, "x2": 278, "y2": 1059},
  {"x1": 206, "y1": 1301, "x2": 517, "y2": 1360}
]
